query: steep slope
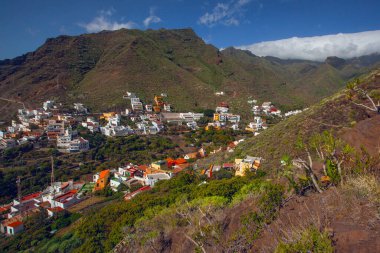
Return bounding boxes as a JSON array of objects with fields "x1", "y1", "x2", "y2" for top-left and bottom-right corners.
[
  {"x1": 116, "y1": 70, "x2": 380, "y2": 253},
  {"x1": 200, "y1": 69, "x2": 380, "y2": 173},
  {"x1": 1, "y1": 69, "x2": 379, "y2": 253}
]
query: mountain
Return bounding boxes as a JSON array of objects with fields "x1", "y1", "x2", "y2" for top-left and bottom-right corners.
[{"x1": 1, "y1": 28, "x2": 380, "y2": 122}]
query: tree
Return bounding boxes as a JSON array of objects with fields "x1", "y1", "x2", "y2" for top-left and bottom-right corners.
[
  {"x1": 347, "y1": 79, "x2": 379, "y2": 113},
  {"x1": 309, "y1": 131, "x2": 355, "y2": 185},
  {"x1": 283, "y1": 132, "x2": 355, "y2": 194}
]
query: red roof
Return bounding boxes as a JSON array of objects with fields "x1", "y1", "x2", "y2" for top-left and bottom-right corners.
[
  {"x1": 7, "y1": 221, "x2": 23, "y2": 228},
  {"x1": 228, "y1": 142, "x2": 236, "y2": 148},
  {"x1": 175, "y1": 158, "x2": 187, "y2": 165},
  {"x1": 21, "y1": 192, "x2": 42, "y2": 202},
  {"x1": 223, "y1": 163, "x2": 234, "y2": 168},
  {"x1": 54, "y1": 189, "x2": 77, "y2": 203},
  {"x1": 270, "y1": 107, "x2": 278, "y2": 112},
  {"x1": 127, "y1": 168, "x2": 137, "y2": 173},
  {"x1": 99, "y1": 169, "x2": 110, "y2": 179},
  {"x1": 124, "y1": 186, "x2": 151, "y2": 201},
  {"x1": 166, "y1": 158, "x2": 175, "y2": 163},
  {"x1": 220, "y1": 102, "x2": 229, "y2": 108},
  {"x1": 138, "y1": 165, "x2": 149, "y2": 171},
  {"x1": 47, "y1": 206, "x2": 64, "y2": 212},
  {"x1": 0, "y1": 204, "x2": 12, "y2": 212}
]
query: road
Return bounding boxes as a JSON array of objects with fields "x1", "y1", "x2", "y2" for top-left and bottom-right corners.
[{"x1": 0, "y1": 97, "x2": 25, "y2": 109}]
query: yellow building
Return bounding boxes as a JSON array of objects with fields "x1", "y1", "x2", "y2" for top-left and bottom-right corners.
[
  {"x1": 154, "y1": 95, "x2": 164, "y2": 106},
  {"x1": 234, "y1": 157, "x2": 262, "y2": 176},
  {"x1": 213, "y1": 113, "x2": 220, "y2": 121},
  {"x1": 100, "y1": 112, "x2": 116, "y2": 121},
  {"x1": 151, "y1": 160, "x2": 167, "y2": 170},
  {"x1": 94, "y1": 169, "x2": 110, "y2": 191}
]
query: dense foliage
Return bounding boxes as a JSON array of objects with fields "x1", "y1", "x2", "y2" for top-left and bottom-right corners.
[
  {"x1": 12, "y1": 170, "x2": 280, "y2": 253},
  {"x1": 0, "y1": 134, "x2": 180, "y2": 204},
  {"x1": 0, "y1": 210, "x2": 81, "y2": 252}
]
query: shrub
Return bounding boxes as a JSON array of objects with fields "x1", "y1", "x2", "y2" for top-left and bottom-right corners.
[{"x1": 275, "y1": 226, "x2": 333, "y2": 253}]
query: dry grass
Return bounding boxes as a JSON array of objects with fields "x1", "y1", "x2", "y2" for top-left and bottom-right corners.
[
  {"x1": 67, "y1": 196, "x2": 107, "y2": 213},
  {"x1": 344, "y1": 174, "x2": 380, "y2": 205}
]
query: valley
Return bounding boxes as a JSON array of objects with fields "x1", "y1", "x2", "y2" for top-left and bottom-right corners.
[{"x1": 0, "y1": 27, "x2": 379, "y2": 253}]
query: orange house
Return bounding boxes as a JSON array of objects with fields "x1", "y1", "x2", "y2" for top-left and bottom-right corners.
[
  {"x1": 94, "y1": 169, "x2": 110, "y2": 191},
  {"x1": 100, "y1": 112, "x2": 116, "y2": 121}
]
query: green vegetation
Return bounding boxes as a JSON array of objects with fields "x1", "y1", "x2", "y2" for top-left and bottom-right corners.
[
  {"x1": 14, "y1": 170, "x2": 276, "y2": 253},
  {"x1": 0, "y1": 134, "x2": 180, "y2": 204},
  {"x1": 1, "y1": 28, "x2": 377, "y2": 123},
  {"x1": 227, "y1": 182, "x2": 284, "y2": 251},
  {"x1": 0, "y1": 210, "x2": 81, "y2": 252},
  {"x1": 275, "y1": 226, "x2": 334, "y2": 253},
  {"x1": 184, "y1": 127, "x2": 243, "y2": 148},
  {"x1": 281, "y1": 130, "x2": 379, "y2": 195}
]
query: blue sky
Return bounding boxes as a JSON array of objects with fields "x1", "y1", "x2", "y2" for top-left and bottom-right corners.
[{"x1": 1, "y1": 0, "x2": 380, "y2": 60}]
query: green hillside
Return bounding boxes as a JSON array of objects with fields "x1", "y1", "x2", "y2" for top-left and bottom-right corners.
[
  {"x1": 1, "y1": 28, "x2": 379, "y2": 122},
  {"x1": 1, "y1": 59, "x2": 379, "y2": 253}
]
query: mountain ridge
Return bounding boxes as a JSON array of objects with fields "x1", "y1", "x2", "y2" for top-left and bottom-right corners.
[{"x1": 1, "y1": 28, "x2": 379, "y2": 122}]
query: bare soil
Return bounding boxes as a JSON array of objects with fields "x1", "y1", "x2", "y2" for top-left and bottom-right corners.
[
  {"x1": 340, "y1": 114, "x2": 380, "y2": 156},
  {"x1": 251, "y1": 188, "x2": 380, "y2": 253}
]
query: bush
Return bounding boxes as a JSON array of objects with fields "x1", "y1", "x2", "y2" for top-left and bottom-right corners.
[{"x1": 275, "y1": 226, "x2": 333, "y2": 253}]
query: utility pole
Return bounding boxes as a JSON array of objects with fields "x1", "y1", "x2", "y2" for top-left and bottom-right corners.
[
  {"x1": 16, "y1": 176, "x2": 23, "y2": 216},
  {"x1": 50, "y1": 156, "x2": 55, "y2": 196}
]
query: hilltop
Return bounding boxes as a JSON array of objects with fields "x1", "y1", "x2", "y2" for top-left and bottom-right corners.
[{"x1": 1, "y1": 28, "x2": 380, "y2": 122}]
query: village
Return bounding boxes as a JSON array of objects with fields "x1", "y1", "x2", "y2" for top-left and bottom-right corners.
[
  {"x1": 0, "y1": 151, "x2": 262, "y2": 236},
  {"x1": 0, "y1": 91, "x2": 302, "y2": 151},
  {"x1": 0, "y1": 91, "x2": 297, "y2": 236}
]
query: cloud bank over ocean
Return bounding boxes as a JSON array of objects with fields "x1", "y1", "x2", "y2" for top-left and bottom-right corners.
[{"x1": 237, "y1": 30, "x2": 380, "y2": 61}]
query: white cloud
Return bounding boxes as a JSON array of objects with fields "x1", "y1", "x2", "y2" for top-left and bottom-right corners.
[
  {"x1": 237, "y1": 30, "x2": 380, "y2": 61},
  {"x1": 143, "y1": 8, "x2": 162, "y2": 27},
  {"x1": 79, "y1": 8, "x2": 136, "y2": 33},
  {"x1": 198, "y1": 0, "x2": 251, "y2": 27}
]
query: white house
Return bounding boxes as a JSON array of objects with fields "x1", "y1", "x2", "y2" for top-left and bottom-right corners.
[
  {"x1": 43, "y1": 100, "x2": 54, "y2": 111},
  {"x1": 6, "y1": 221, "x2": 23, "y2": 235},
  {"x1": 215, "y1": 106, "x2": 229, "y2": 113},
  {"x1": 227, "y1": 114, "x2": 240, "y2": 123},
  {"x1": 50, "y1": 190, "x2": 79, "y2": 209},
  {"x1": 144, "y1": 173, "x2": 171, "y2": 187},
  {"x1": 110, "y1": 178, "x2": 122, "y2": 191},
  {"x1": 67, "y1": 137, "x2": 89, "y2": 152},
  {"x1": 163, "y1": 104, "x2": 171, "y2": 112},
  {"x1": 131, "y1": 102, "x2": 143, "y2": 111},
  {"x1": 145, "y1": 104, "x2": 153, "y2": 112},
  {"x1": 73, "y1": 103, "x2": 88, "y2": 114},
  {"x1": 249, "y1": 117, "x2": 263, "y2": 130}
]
